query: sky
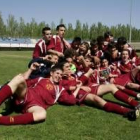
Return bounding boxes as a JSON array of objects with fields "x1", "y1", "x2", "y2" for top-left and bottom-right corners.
[{"x1": 0, "y1": 0, "x2": 140, "y2": 29}]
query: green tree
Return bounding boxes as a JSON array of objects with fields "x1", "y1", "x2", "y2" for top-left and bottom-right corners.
[
  {"x1": 74, "y1": 20, "x2": 82, "y2": 38},
  {"x1": 82, "y1": 23, "x2": 89, "y2": 40},
  {"x1": 65, "y1": 23, "x2": 74, "y2": 39},
  {"x1": 37, "y1": 21, "x2": 46, "y2": 37},
  {"x1": 29, "y1": 18, "x2": 38, "y2": 38},
  {"x1": 50, "y1": 21, "x2": 56, "y2": 34},
  {"x1": 59, "y1": 18, "x2": 64, "y2": 24},
  {"x1": 6, "y1": 14, "x2": 18, "y2": 37},
  {"x1": 0, "y1": 12, "x2": 6, "y2": 37},
  {"x1": 18, "y1": 17, "x2": 25, "y2": 38},
  {"x1": 89, "y1": 23, "x2": 96, "y2": 40},
  {"x1": 0, "y1": 11, "x2": 140, "y2": 41}
]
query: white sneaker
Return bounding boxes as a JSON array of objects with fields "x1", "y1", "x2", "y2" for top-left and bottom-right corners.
[{"x1": 137, "y1": 93, "x2": 140, "y2": 100}]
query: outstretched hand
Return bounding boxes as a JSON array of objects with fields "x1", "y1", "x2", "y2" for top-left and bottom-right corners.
[
  {"x1": 30, "y1": 62, "x2": 40, "y2": 71},
  {"x1": 43, "y1": 55, "x2": 52, "y2": 61}
]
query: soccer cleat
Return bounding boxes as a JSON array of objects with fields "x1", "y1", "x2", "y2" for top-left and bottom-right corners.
[
  {"x1": 124, "y1": 109, "x2": 139, "y2": 121},
  {"x1": 135, "y1": 104, "x2": 140, "y2": 110},
  {"x1": 136, "y1": 93, "x2": 140, "y2": 100}
]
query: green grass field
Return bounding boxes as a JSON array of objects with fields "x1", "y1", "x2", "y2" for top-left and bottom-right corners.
[{"x1": 0, "y1": 51, "x2": 140, "y2": 140}]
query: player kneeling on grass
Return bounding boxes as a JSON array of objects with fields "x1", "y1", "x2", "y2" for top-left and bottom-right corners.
[{"x1": 0, "y1": 63, "x2": 82, "y2": 125}]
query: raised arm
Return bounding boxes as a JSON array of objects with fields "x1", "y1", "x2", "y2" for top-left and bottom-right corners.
[{"x1": 23, "y1": 62, "x2": 40, "y2": 80}]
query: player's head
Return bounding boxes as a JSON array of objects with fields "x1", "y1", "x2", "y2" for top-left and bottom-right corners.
[
  {"x1": 50, "y1": 65, "x2": 63, "y2": 84},
  {"x1": 42, "y1": 27, "x2": 52, "y2": 41}
]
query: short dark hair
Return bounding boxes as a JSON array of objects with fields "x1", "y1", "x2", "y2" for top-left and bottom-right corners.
[
  {"x1": 42, "y1": 27, "x2": 51, "y2": 34},
  {"x1": 117, "y1": 36, "x2": 127, "y2": 45},
  {"x1": 50, "y1": 64, "x2": 62, "y2": 72},
  {"x1": 104, "y1": 31, "x2": 113, "y2": 39},
  {"x1": 108, "y1": 42, "x2": 117, "y2": 51},
  {"x1": 72, "y1": 37, "x2": 81, "y2": 42},
  {"x1": 56, "y1": 24, "x2": 66, "y2": 31},
  {"x1": 100, "y1": 56, "x2": 109, "y2": 63},
  {"x1": 64, "y1": 48, "x2": 77, "y2": 59},
  {"x1": 97, "y1": 36, "x2": 104, "y2": 45},
  {"x1": 90, "y1": 39, "x2": 97, "y2": 46},
  {"x1": 58, "y1": 61, "x2": 69, "y2": 71}
]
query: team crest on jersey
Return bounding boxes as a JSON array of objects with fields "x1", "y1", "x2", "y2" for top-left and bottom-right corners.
[{"x1": 46, "y1": 83, "x2": 54, "y2": 91}]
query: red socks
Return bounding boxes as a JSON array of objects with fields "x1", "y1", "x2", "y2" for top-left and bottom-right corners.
[
  {"x1": 0, "y1": 85, "x2": 12, "y2": 105},
  {"x1": 104, "y1": 102, "x2": 131, "y2": 115},
  {"x1": 114, "y1": 90, "x2": 139, "y2": 107},
  {"x1": 122, "y1": 88, "x2": 137, "y2": 97},
  {"x1": 0, "y1": 113, "x2": 34, "y2": 125}
]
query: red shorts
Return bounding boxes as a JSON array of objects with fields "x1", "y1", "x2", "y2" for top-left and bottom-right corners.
[
  {"x1": 76, "y1": 89, "x2": 89, "y2": 104},
  {"x1": 113, "y1": 73, "x2": 133, "y2": 86},
  {"x1": 76, "y1": 85, "x2": 99, "y2": 104},
  {"x1": 16, "y1": 89, "x2": 52, "y2": 113},
  {"x1": 90, "y1": 85, "x2": 99, "y2": 95}
]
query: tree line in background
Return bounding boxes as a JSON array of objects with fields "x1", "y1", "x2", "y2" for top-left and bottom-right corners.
[{"x1": 0, "y1": 13, "x2": 140, "y2": 41}]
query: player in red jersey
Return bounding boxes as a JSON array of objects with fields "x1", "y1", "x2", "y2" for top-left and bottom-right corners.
[
  {"x1": 32, "y1": 27, "x2": 52, "y2": 59},
  {"x1": 0, "y1": 63, "x2": 82, "y2": 125},
  {"x1": 71, "y1": 37, "x2": 81, "y2": 51},
  {"x1": 60, "y1": 61, "x2": 139, "y2": 120},
  {"x1": 90, "y1": 39, "x2": 104, "y2": 58},
  {"x1": 100, "y1": 57, "x2": 140, "y2": 99},
  {"x1": 113, "y1": 49, "x2": 136, "y2": 74},
  {"x1": 47, "y1": 24, "x2": 71, "y2": 57}
]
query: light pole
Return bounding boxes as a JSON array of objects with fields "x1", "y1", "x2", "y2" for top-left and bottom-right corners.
[{"x1": 129, "y1": 0, "x2": 133, "y2": 43}]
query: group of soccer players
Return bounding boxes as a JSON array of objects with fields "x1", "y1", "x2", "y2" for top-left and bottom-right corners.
[{"x1": 0, "y1": 24, "x2": 140, "y2": 125}]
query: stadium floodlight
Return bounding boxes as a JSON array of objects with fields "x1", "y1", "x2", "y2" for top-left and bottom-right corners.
[{"x1": 129, "y1": 0, "x2": 133, "y2": 43}]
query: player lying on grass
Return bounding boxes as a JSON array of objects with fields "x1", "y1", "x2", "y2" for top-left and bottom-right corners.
[
  {"x1": 0, "y1": 63, "x2": 82, "y2": 125},
  {"x1": 60, "y1": 61, "x2": 140, "y2": 121},
  {"x1": 0, "y1": 62, "x2": 139, "y2": 125}
]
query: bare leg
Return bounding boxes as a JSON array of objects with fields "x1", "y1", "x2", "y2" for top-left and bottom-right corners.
[
  {"x1": 84, "y1": 93, "x2": 106, "y2": 108},
  {"x1": 97, "y1": 84, "x2": 118, "y2": 96},
  {"x1": 8, "y1": 74, "x2": 26, "y2": 94},
  {"x1": 27, "y1": 106, "x2": 47, "y2": 122},
  {"x1": 115, "y1": 84, "x2": 125, "y2": 90},
  {"x1": 0, "y1": 74, "x2": 26, "y2": 106},
  {"x1": 126, "y1": 82, "x2": 140, "y2": 90},
  {"x1": 131, "y1": 66, "x2": 140, "y2": 81}
]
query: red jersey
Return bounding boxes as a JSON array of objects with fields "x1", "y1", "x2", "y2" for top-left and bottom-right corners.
[
  {"x1": 90, "y1": 50, "x2": 104, "y2": 58},
  {"x1": 113, "y1": 60, "x2": 136, "y2": 74},
  {"x1": 60, "y1": 75, "x2": 89, "y2": 104},
  {"x1": 79, "y1": 72, "x2": 99, "y2": 95},
  {"x1": 127, "y1": 45, "x2": 138, "y2": 59},
  {"x1": 113, "y1": 73, "x2": 133, "y2": 87},
  {"x1": 32, "y1": 39, "x2": 50, "y2": 58},
  {"x1": 60, "y1": 75, "x2": 77, "y2": 93},
  {"x1": 47, "y1": 35, "x2": 70, "y2": 53},
  {"x1": 15, "y1": 78, "x2": 76, "y2": 112}
]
